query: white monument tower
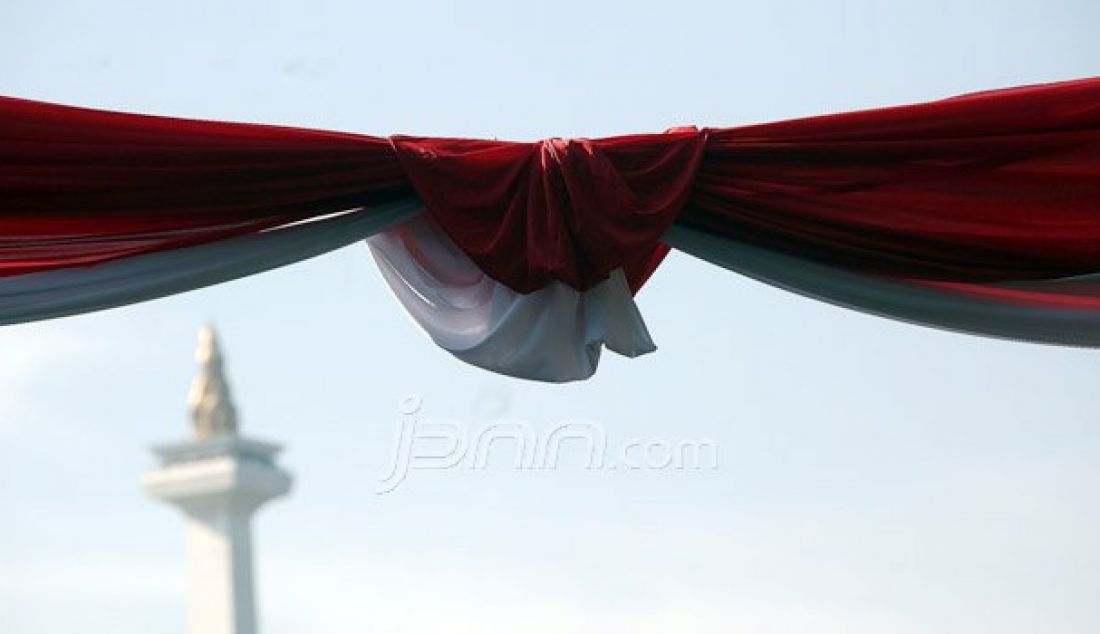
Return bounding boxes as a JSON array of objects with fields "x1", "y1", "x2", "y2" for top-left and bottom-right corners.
[{"x1": 144, "y1": 325, "x2": 292, "y2": 634}]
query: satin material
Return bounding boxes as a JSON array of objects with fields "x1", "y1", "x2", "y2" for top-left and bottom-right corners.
[
  {"x1": 689, "y1": 78, "x2": 1100, "y2": 285},
  {"x1": 665, "y1": 223, "x2": 1100, "y2": 347},
  {"x1": 0, "y1": 77, "x2": 1099, "y2": 382},
  {"x1": 4, "y1": 78, "x2": 1099, "y2": 297},
  {"x1": 0, "y1": 200, "x2": 420, "y2": 325},
  {"x1": 368, "y1": 213, "x2": 656, "y2": 382},
  {"x1": 389, "y1": 132, "x2": 705, "y2": 292},
  {"x1": 0, "y1": 96, "x2": 411, "y2": 276}
]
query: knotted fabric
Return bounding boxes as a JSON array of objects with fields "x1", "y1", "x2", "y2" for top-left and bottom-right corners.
[
  {"x1": 390, "y1": 130, "x2": 707, "y2": 293},
  {"x1": 3, "y1": 78, "x2": 1100, "y2": 381}
]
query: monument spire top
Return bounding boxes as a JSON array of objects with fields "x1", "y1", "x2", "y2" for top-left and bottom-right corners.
[{"x1": 188, "y1": 323, "x2": 238, "y2": 439}]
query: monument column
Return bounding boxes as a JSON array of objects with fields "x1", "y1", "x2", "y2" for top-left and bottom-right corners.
[{"x1": 143, "y1": 326, "x2": 292, "y2": 634}]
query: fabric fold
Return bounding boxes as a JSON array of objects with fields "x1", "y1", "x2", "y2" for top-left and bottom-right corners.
[
  {"x1": 390, "y1": 130, "x2": 706, "y2": 293},
  {"x1": 0, "y1": 200, "x2": 421, "y2": 325},
  {"x1": 664, "y1": 223, "x2": 1100, "y2": 347},
  {"x1": 1, "y1": 78, "x2": 1100, "y2": 381},
  {"x1": 368, "y1": 213, "x2": 656, "y2": 382}
]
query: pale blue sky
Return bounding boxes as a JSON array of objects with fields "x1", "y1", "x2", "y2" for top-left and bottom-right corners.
[{"x1": 3, "y1": 1, "x2": 1100, "y2": 632}]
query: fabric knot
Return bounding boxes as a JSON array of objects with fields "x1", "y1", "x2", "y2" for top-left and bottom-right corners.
[{"x1": 390, "y1": 130, "x2": 708, "y2": 293}]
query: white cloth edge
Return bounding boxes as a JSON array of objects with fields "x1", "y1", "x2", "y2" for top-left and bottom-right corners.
[{"x1": 368, "y1": 213, "x2": 656, "y2": 382}]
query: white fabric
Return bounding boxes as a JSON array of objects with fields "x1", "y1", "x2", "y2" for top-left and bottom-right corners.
[
  {"x1": 368, "y1": 213, "x2": 657, "y2": 382},
  {"x1": 664, "y1": 223, "x2": 1100, "y2": 347},
  {"x1": 0, "y1": 199, "x2": 421, "y2": 326}
]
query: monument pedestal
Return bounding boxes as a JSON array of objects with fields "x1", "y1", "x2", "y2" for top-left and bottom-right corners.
[{"x1": 145, "y1": 437, "x2": 291, "y2": 634}]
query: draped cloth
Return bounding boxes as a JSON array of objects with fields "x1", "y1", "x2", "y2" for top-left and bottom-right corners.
[
  {"x1": 368, "y1": 213, "x2": 655, "y2": 382},
  {"x1": 0, "y1": 200, "x2": 420, "y2": 325},
  {"x1": 2, "y1": 77, "x2": 1100, "y2": 381}
]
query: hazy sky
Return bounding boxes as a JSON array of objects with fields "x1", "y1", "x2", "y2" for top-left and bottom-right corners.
[{"x1": 3, "y1": 1, "x2": 1100, "y2": 633}]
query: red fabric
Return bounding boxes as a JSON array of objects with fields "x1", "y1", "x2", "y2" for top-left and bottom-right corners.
[
  {"x1": 689, "y1": 78, "x2": 1100, "y2": 285},
  {"x1": 2, "y1": 77, "x2": 1100, "y2": 299},
  {"x1": 0, "y1": 96, "x2": 410, "y2": 276},
  {"x1": 914, "y1": 279, "x2": 1100, "y2": 310},
  {"x1": 390, "y1": 132, "x2": 706, "y2": 293}
]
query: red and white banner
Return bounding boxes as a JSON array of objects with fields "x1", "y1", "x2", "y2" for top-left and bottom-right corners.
[{"x1": 2, "y1": 78, "x2": 1100, "y2": 381}]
